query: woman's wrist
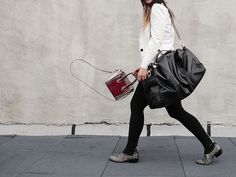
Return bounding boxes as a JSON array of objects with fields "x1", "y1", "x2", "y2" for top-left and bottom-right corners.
[{"x1": 140, "y1": 66, "x2": 147, "y2": 70}]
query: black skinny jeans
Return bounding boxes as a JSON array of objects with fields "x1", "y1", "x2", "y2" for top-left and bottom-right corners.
[{"x1": 123, "y1": 81, "x2": 213, "y2": 155}]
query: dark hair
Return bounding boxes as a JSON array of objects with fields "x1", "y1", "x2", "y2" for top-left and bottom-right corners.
[{"x1": 141, "y1": 0, "x2": 165, "y2": 7}]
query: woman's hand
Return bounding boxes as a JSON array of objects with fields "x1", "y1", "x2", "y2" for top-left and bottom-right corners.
[{"x1": 133, "y1": 67, "x2": 148, "y2": 81}]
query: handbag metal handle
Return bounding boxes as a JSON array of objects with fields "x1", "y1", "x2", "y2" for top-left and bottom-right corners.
[{"x1": 154, "y1": 49, "x2": 172, "y2": 63}]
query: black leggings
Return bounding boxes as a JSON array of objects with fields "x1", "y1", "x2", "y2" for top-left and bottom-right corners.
[{"x1": 123, "y1": 82, "x2": 213, "y2": 155}]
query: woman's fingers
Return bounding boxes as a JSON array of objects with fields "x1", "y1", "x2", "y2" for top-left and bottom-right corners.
[
  {"x1": 137, "y1": 73, "x2": 147, "y2": 81},
  {"x1": 137, "y1": 75, "x2": 141, "y2": 81},
  {"x1": 137, "y1": 67, "x2": 147, "y2": 81},
  {"x1": 142, "y1": 75, "x2": 147, "y2": 80}
]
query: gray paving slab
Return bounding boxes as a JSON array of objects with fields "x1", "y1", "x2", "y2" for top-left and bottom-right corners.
[
  {"x1": 102, "y1": 176, "x2": 184, "y2": 177},
  {"x1": 175, "y1": 137, "x2": 236, "y2": 177},
  {"x1": 17, "y1": 173, "x2": 92, "y2": 177},
  {"x1": 228, "y1": 137, "x2": 236, "y2": 146},
  {"x1": 0, "y1": 174, "x2": 18, "y2": 177},
  {"x1": 0, "y1": 150, "x2": 46, "y2": 174},
  {"x1": 0, "y1": 135, "x2": 15, "y2": 146},
  {"x1": 186, "y1": 176, "x2": 236, "y2": 177},
  {"x1": 0, "y1": 136, "x2": 65, "y2": 153},
  {"x1": 0, "y1": 148, "x2": 15, "y2": 165},
  {"x1": 103, "y1": 136, "x2": 185, "y2": 177},
  {"x1": 0, "y1": 136, "x2": 64, "y2": 174},
  {"x1": 49, "y1": 135, "x2": 119, "y2": 153},
  {"x1": 0, "y1": 135, "x2": 235, "y2": 177},
  {"x1": 0, "y1": 175, "x2": 18, "y2": 177},
  {"x1": 22, "y1": 136, "x2": 119, "y2": 176}
]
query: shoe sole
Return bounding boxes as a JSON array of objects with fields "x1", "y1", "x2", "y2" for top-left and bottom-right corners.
[{"x1": 109, "y1": 158, "x2": 139, "y2": 163}]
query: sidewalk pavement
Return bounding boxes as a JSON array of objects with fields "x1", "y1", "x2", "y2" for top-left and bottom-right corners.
[{"x1": 0, "y1": 135, "x2": 235, "y2": 177}]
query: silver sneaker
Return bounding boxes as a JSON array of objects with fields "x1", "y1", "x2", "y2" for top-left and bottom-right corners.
[
  {"x1": 196, "y1": 143, "x2": 223, "y2": 165},
  {"x1": 109, "y1": 149, "x2": 139, "y2": 163}
]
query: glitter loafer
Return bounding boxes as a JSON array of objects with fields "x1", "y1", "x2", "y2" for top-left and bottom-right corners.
[
  {"x1": 109, "y1": 149, "x2": 139, "y2": 163},
  {"x1": 196, "y1": 143, "x2": 223, "y2": 165}
]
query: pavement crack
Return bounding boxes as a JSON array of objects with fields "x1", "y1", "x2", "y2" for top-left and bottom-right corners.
[
  {"x1": 16, "y1": 137, "x2": 65, "y2": 176},
  {"x1": 228, "y1": 137, "x2": 236, "y2": 146},
  {"x1": 100, "y1": 136, "x2": 121, "y2": 177},
  {"x1": 174, "y1": 136, "x2": 187, "y2": 177}
]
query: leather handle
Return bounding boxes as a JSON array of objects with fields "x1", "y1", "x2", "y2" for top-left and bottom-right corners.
[{"x1": 155, "y1": 49, "x2": 172, "y2": 63}]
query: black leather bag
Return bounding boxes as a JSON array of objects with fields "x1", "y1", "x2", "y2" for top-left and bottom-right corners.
[{"x1": 141, "y1": 47, "x2": 206, "y2": 109}]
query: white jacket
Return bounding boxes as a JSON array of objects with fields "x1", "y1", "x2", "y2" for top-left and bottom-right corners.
[{"x1": 139, "y1": 3, "x2": 175, "y2": 69}]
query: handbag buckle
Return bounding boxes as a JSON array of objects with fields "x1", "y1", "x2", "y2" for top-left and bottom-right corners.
[
  {"x1": 180, "y1": 41, "x2": 185, "y2": 48},
  {"x1": 147, "y1": 70, "x2": 151, "y2": 78}
]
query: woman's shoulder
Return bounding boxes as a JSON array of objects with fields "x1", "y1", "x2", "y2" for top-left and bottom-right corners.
[{"x1": 152, "y1": 3, "x2": 168, "y2": 13}]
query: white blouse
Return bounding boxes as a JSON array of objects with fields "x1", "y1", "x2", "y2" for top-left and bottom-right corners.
[{"x1": 139, "y1": 3, "x2": 175, "y2": 69}]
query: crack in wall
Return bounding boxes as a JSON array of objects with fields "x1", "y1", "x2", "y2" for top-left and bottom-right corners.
[{"x1": 0, "y1": 121, "x2": 236, "y2": 127}]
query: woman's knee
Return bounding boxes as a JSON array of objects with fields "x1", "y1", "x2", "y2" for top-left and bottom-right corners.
[
  {"x1": 166, "y1": 106, "x2": 185, "y2": 119},
  {"x1": 166, "y1": 108, "x2": 178, "y2": 118},
  {"x1": 130, "y1": 97, "x2": 145, "y2": 112},
  {"x1": 165, "y1": 101, "x2": 184, "y2": 118}
]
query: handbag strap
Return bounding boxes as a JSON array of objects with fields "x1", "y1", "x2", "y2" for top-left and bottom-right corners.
[
  {"x1": 154, "y1": 17, "x2": 185, "y2": 63},
  {"x1": 70, "y1": 59, "x2": 117, "y2": 101},
  {"x1": 69, "y1": 59, "x2": 135, "y2": 101},
  {"x1": 170, "y1": 17, "x2": 185, "y2": 47}
]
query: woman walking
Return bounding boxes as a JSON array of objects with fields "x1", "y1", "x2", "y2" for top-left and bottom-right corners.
[{"x1": 109, "y1": 0, "x2": 223, "y2": 165}]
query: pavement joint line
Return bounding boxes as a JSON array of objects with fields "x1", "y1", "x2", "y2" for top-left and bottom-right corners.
[
  {"x1": 228, "y1": 137, "x2": 236, "y2": 146},
  {"x1": 16, "y1": 171, "x2": 95, "y2": 176},
  {"x1": 100, "y1": 136, "x2": 121, "y2": 177},
  {"x1": 0, "y1": 135, "x2": 19, "y2": 168},
  {"x1": 16, "y1": 171, "x2": 50, "y2": 176},
  {"x1": 0, "y1": 134, "x2": 16, "y2": 147},
  {"x1": 174, "y1": 136, "x2": 187, "y2": 177},
  {"x1": 16, "y1": 136, "x2": 66, "y2": 176}
]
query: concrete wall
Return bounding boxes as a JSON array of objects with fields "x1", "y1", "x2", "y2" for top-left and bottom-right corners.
[{"x1": 0, "y1": 0, "x2": 236, "y2": 126}]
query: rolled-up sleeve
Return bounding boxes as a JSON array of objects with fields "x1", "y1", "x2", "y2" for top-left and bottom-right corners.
[{"x1": 140, "y1": 4, "x2": 167, "y2": 69}]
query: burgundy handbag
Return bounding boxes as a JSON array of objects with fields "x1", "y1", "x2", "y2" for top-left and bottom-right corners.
[
  {"x1": 105, "y1": 69, "x2": 137, "y2": 100},
  {"x1": 70, "y1": 59, "x2": 137, "y2": 101}
]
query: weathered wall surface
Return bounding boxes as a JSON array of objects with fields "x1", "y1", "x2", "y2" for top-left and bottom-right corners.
[{"x1": 0, "y1": 0, "x2": 235, "y2": 126}]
